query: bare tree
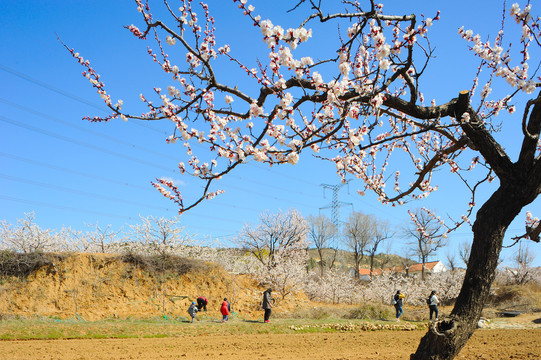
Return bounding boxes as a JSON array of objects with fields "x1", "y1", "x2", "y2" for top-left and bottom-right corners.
[
  {"x1": 404, "y1": 208, "x2": 447, "y2": 280},
  {"x1": 378, "y1": 241, "x2": 394, "y2": 273},
  {"x1": 308, "y1": 214, "x2": 337, "y2": 275},
  {"x1": 366, "y1": 219, "x2": 392, "y2": 277},
  {"x1": 65, "y1": 1, "x2": 541, "y2": 358},
  {"x1": 458, "y1": 241, "x2": 471, "y2": 268},
  {"x1": 445, "y1": 251, "x2": 458, "y2": 272},
  {"x1": 343, "y1": 211, "x2": 375, "y2": 279},
  {"x1": 509, "y1": 241, "x2": 536, "y2": 285}
]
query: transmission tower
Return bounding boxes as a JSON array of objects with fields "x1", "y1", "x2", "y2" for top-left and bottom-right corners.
[{"x1": 319, "y1": 181, "x2": 353, "y2": 237}]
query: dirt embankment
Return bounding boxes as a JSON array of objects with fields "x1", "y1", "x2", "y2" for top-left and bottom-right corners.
[{"x1": 0, "y1": 253, "x2": 309, "y2": 321}]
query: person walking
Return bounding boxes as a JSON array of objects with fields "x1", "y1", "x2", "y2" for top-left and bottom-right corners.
[
  {"x1": 428, "y1": 290, "x2": 440, "y2": 320},
  {"x1": 393, "y1": 290, "x2": 405, "y2": 321},
  {"x1": 187, "y1": 301, "x2": 198, "y2": 323},
  {"x1": 220, "y1": 298, "x2": 230, "y2": 322},
  {"x1": 196, "y1": 296, "x2": 208, "y2": 312},
  {"x1": 262, "y1": 288, "x2": 274, "y2": 323}
]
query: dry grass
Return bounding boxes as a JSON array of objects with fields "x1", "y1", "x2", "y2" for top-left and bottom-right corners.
[
  {"x1": 119, "y1": 253, "x2": 211, "y2": 276},
  {"x1": 487, "y1": 283, "x2": 541, "y2": 312},
  {"x1": 0, "y1": 250, "x2": 66, "y2": 278},
  {"x1": 274, "y1": 303, "x2": 392, "y2": 321}
]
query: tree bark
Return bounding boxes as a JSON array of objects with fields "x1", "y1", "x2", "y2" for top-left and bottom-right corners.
[
  {"x1": 411, "y1": 91, "x2": 541, "y2": 360},
  {"x1": 411, "y1": 184, "x2": 523, "y2": 359}
]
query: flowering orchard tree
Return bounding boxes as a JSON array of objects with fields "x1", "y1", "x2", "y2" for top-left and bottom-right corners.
[
  {"x1": 83, "y1": 223, "x2": 124, "y2": 253},
  {"x1": 263, "y1": 244, "x2": 309, "y2": 299},
  {"x1": 237, "y1": 209, "x2": 309, "y2": 298},
  {"x1": 304, "y1": 268, "x2": 357, "y2": 304},
  {"x1": 361, "y1": 270, "x2": 465, "y2": 307},
  {"x1": 127, "y1": 215, "x2": 193, "y2": 256},
  {"x1": 65, "y1": 0, "x2": 541, "y2": 358},
  {"x1": 0, "y1": 212, "x2": 59, "y2": 253}
]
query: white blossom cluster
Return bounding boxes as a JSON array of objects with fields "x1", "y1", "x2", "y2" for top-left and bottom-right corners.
[
  {"x1": 62, "y1": 0, "x2": 541, "y2": 240},
  {"x1": 2, "y1": 213, "x2": 540, "y2": 308},
  {"x1": 303, "y1": 269, "x2": 466, "y2": 306}
]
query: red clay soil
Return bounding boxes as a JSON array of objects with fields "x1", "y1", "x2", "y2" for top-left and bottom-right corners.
[{"x1": 0, "y1": 329, "x2": 539, "y2": 360}]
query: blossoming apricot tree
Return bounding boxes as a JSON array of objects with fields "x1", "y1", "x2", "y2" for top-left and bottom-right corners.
[
  {"x1": 64, "y1": 0, "x2": 541, "y2": 359},
  {"x1": 237, "y1": 209, "x2": 309, "y2": 298}
]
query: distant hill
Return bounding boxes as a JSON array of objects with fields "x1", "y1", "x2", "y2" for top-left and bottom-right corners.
[{"x1": 307, "y1": 248, "x2": 415, "y2": 271}]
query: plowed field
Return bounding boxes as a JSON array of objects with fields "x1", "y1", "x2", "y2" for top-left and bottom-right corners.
[{"x1": 0, "y1": 328, "x2": 539, "y2": 360}]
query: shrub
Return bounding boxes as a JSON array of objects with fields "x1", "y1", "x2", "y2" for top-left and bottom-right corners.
[
  {"x1": 345, "y1": 304, "x2": 391, "y2": 320},
  {"x1": 0, "y1": 250, "x2": 64, "y2": 278},
  {"x1": 486, "y1": 283, "x2": 541, "y2": 312},
  {"x1": 119, "y1": 253, "x2": 210, "y2": 276},
  {"x1": 274, "y1": 306, "x2": 345, "y2": 320}
]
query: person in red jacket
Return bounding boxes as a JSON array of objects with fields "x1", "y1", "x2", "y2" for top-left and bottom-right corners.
[
  {"x1": 220, "y1": 298, "x2": 230, "y2": 322},
  {"x1": 196, "y1": 296, "x2": 208, "y2": 312}
]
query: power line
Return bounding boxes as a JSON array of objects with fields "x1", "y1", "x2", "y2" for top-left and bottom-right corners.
[
  {"x1": 0, "y1": 66, "x2": 334, "y2": 202},
  {"x1": 0, "y1": 120, "x2": 319, "y2": 211},
  {"x1": 0, "y1": 97, "x2": 178, "y2": 161},
  {"x1": 3, "y1": 97, "x2": 315, "y2": 200},
  {"x1": 0, "y1": 115, "x2": 176, "y2": 173},
  {"x1": 0, "y1": 195, "x2": 244, "y2": 233},
  {"x1": 0, "y1": 63, "x2": 168, "y2": 136},
  {"x1": 0, "y1": 173, "x2": 173, "y2": 212},
  {"x1": 0, "y1": 151, "x2": 151, "y2": 192},
  {"x1": 1, "y1": 149, "x2": 315, "y2": 220},
  {"x1": 0, "y1": 65, "x2": 360, "y2": 221},
  {"x1": 0, "y1": 195, "x2": 136, "y2": 221}
]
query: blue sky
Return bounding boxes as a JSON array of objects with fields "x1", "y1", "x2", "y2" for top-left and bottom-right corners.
[{"x1": 1, "y1": 0, "x2": 539, "y2": 267}]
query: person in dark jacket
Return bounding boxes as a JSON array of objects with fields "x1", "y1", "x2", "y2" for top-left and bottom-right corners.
[
  {"x1": 393, "y1": 290, "x2": 405, "y2": 321},
  {"x1": 428, "y1": 290, "x2": 440, "y2": 320},
  {"x1": 196, "y1": 296, "x2": 208, "y2": 312},
  {"x1": 262, "y1": 288, "x2": 274, "y2": 323}
]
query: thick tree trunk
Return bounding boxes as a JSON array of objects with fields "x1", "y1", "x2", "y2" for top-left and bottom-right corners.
[
  {"x1": 410, "y1": 90, "x2": 541, "y2": 360},
  {"x1": 410, "y1": 184, "x2": 526, "y2": 360}
]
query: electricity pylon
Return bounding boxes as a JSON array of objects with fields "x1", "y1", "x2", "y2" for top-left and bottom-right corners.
[{"x1": 319, "y1": 181, "x2": 353, "y2": 240}]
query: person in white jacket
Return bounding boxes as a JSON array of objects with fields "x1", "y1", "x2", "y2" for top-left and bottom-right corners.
[{"x1": 428, "y1": 290, "x2": 440, "y2": 320}]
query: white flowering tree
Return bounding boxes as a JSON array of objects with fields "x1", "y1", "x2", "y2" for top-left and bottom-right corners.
[
  {"x1": 82, "y1": 223, "x2": 124, "y2": 254},
  {"x1": 65, "y1": 0, "x2": 541, "y2": 358},
  {"x1": 237, "y1": 209, "x2": 309, "y2": 298},
  {"x1": 304, "y1": 267, "x2": 357, "y2": 304},
  {"x1": 127, "y1": 215, "x2": 192, "y2": 256},
  {"x1": 0, "y1": 212, "x2": 57, "y2": 253},
  {"x1": 361, "y1": 271, "x2": 465, "y2": 307}
]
